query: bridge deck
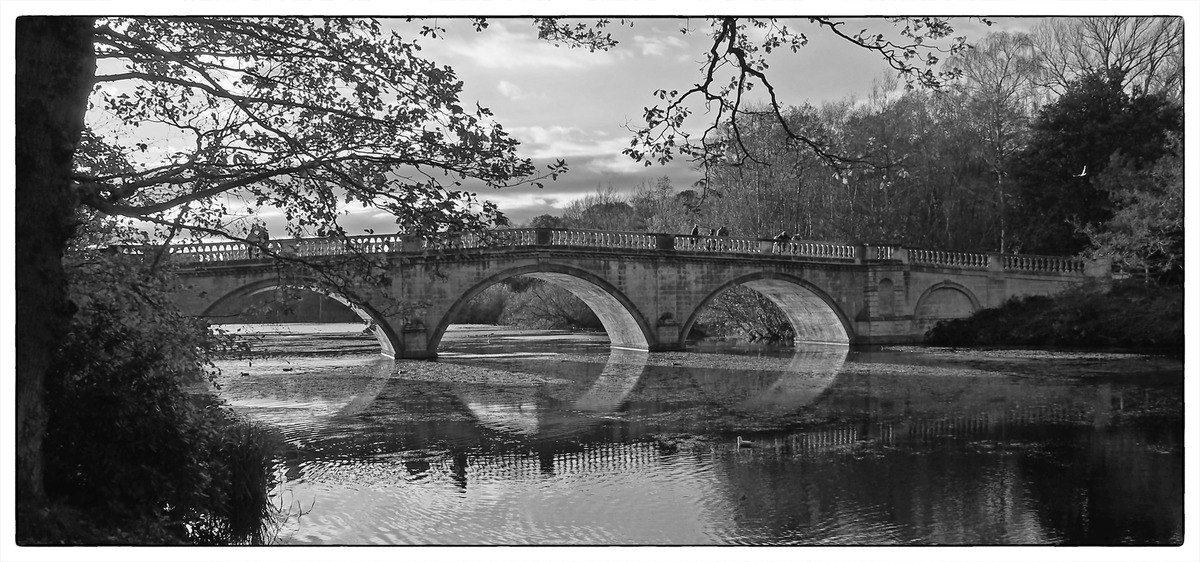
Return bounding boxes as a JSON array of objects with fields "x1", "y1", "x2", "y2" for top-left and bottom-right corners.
[{"x1": 119, "y1": 227, "x2": 1093, "y2": 275}]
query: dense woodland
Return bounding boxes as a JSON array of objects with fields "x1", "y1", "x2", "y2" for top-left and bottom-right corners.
[{"x1": 15, "y1": 16, "x2": 1183, "y2": 544}]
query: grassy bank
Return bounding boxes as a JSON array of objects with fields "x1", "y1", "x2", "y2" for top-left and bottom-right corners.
[{"x1": 925, "y1": 280, "x2": 1182, "y2": 351}]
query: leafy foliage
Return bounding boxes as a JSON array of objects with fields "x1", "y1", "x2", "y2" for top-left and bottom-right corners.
[
  {"x1": 79, "y1": 17, "x2": 565, "y2": 245},
  {"x1": 925, "y1": 281, "x2": 1182, "y2": 350},
  {"x1": 1082, "y1": 139, "x2": 1183, "y2": 285},
  {"x1": 560, "y1": 186, "x2": 642, "y2": 231},
  {"x1": 498, "y1": 280, "x2": 602, "y2": 330},
  {"x1": 39, "y1": 249, "x2": 276, "y2": 544},
  {"x1": 450, "y1": 284, "x2": 512, "y2": 324},
  {"x1": 527, "y1": 213, "x2": 565, "y2": 229},
  {"x1": 694, "y1": 286, "x2": 794, "y2": 342},
  {"x1": 1009, "y1": 68, "x2": 1182, "y2": 255}
]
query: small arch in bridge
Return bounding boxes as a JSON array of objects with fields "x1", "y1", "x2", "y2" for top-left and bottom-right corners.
[
  {"x1": 913, "y1": 281, "x2": 980, "y2": 331},
  {"x1": 434, "y1": 265, "x2": 653, "y2": 353},
  {"x1": 200, "y1": 279, "x2": 400, "y2": 358},
  {"x1": 684, "y1": 273, "x2": 853, "y2": 345},
  {"x1": 877, "y1": 278, "x2": 895, "y2": 318}
]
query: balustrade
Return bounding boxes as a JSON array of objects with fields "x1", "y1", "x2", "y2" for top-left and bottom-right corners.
[
  {"x1": 113, "y1": 228, "x2": 1094, "y2": 277},
  {"x1": 1003, "y1": 254, "x2": 1086, "y2": 274},
  {"x1": 908, "y1": 249, "x2": 990, "y2": 269},
  {"x1": 169, "y1": 242, "x2": 249, "y2": 263},
  {"x1": 550, "y1": 228, "x2": 655, "y2": 249},
  {"x1": 788, "y1": 241, "x2": 858, "y2": 261},
  {"x1": 677, "y1": 235, "x2": 758, "y2": 253}
]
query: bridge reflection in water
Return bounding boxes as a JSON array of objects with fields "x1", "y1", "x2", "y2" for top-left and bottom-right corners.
[
  {"x1": 258, "y1": 344, "x2": 1136, "y2": 477},
  {"x1": 214, "y1": 332, "x2": 1179, "y2": 545}
]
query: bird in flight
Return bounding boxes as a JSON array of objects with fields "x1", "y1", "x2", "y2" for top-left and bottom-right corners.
[{"x1": 1073, "y1": 165, "x2": 1088, "y2": 177}]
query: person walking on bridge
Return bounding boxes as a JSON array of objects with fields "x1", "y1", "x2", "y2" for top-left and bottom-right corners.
[
  {"x1": 773, "y1": 230, "x2": 791, "y2": 254},
  {"x1": 245, "y1": 222, "x2": 269, "y2": 258},
  {"x1": 790, "y1": 232, "x2": 805, "y2": 255}
]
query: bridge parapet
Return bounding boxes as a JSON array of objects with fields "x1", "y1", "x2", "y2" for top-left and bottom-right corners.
[
  {"x1": 869, "y1": 245, "x2": 898, "y2": 260},
  {"x1": 789, "y1": 240, "x2": 858, "y2": 261},
  {"x1": 908, "y1": 249, "x2": 991, "y2": 269},
  {"x1": 1003, "y1": 254, "x2": 1087, "y2": 274},
  {"x1": 549, "y1": 229, "x2": 656, "y2": 249},
  {"x1": 120, "y1": 228, "x2": 1102, "y2": 280}
]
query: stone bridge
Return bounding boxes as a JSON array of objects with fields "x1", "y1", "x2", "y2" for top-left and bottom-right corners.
[{"x1": 144, "y1": 228, "x2": 1107, "y2": 358}]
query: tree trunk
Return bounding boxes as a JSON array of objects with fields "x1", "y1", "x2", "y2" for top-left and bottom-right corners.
[{"x1": 15, "y1": 16, "x2": 95, "y2": 525}]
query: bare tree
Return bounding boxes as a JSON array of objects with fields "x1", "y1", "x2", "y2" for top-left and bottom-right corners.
[
  {"x1": 1032, "y1": 17, "x2": 1183, "y2": 99},
  {"x1": 945, "y1": 31, "x2": 1043, "y2": 252}
]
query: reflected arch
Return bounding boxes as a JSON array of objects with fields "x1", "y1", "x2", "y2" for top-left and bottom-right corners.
[
  {"x1": 433, "y1": 263, "x2": 654, "y2": 353},
  {"x1": 682, "y1": 273, "x2": 853, "y2": 345},
  {"x1": 200, "y1": 278, "x2": 400, "y2": 357},
  {"x1": 735, "y1": 345, "x2": 849, "y2": 412},
  {"x1": 455, "y1": 347, "x2": 650, "y2": 441}
]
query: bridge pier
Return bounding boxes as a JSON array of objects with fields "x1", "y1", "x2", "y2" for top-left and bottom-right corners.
[
  {"x1": 652, "y1": 316, "x2": 684, "y2": 352},
  {"x1": 399, "y1": 326, "x2": 436, "y2": 359}
]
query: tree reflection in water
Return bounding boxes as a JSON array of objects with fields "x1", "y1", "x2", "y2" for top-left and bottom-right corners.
[{"x1": 213, "y1": 326, "x2": 1182, "y2": 545}]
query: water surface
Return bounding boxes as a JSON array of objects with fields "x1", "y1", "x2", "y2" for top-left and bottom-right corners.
[{"x1": 211, "y1": 323, "x2": 1184, "y2": 545}]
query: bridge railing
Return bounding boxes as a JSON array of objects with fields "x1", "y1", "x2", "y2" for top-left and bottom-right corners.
[
  {"x1": 907, "y1": 249, "x2": 991, "y2": 269},
  {"x1": 1002, "y1": 254, "x2": 1088, "y2": 274},
  {"x1": 549, "y1": 229, "x2": 657, "y2": 249},
  {"x1": 127, "y1": 227, "x2": 1101, "y2": 276},
  {"x1": 789, "y1": 240, "x2": 859, "y2": 261}
]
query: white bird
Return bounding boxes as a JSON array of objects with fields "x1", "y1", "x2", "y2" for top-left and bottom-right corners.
[
  {"x1": 737, "y1": 436, "x2": 756, "y2": 448},
  {"x1": 1073, "y1": 165, "x2": 1088, "y2": 177}
]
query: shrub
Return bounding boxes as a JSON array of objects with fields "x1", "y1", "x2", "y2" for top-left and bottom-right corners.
[
  {"x1": 926, "y1": 280, "x2": 1182, "y2": 350},
  {"x1": 37, "y1": 253, "x2": 279, "y2": 544}
]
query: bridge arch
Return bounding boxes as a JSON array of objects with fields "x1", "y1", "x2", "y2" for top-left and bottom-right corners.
[
  {"x1": 913, "y1": 281, "x2": 981, "y2": 331},
  {"x1": 682, "y1": 273, "x2": 853, "y2": 345},
  {"x1": 200, "y1": 278, "x2": 401, "y2": 357},
  {"x1": 433, "y1": 263, "x2": 655, "y2": 353}
]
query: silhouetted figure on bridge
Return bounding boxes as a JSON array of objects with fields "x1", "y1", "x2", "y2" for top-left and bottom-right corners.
[
  {"x1": 689, "y1": 223, "x2": 701, "y2": 250},
  {"x1": 773, "y1": 231, "x2": 791, "y2": 254},
  {"x1": 707, "y1": 227, "x2": 718, "y2": 251},
  {"x1": 246, "y1": 223, "x2": 269, "y2": 258},
  {"x1": 717, "y1": 226, "x2": 729, "y2": 250},
  {"x1": 791, "y1": 232, "x2": 805, "y2": 255}
]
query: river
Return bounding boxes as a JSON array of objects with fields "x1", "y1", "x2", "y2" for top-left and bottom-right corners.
[{"x1": 209, "y1": 323, "x2": 1184, "y2": 546}]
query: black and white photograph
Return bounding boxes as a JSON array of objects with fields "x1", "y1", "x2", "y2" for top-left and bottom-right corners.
[{"x1": 4, "y1": 1, "x2": 1195, "y2": 559}]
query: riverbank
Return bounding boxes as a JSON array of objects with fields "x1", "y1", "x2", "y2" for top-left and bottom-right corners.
[{"x1": 924, "y1": 280, "x2": 1182, "y2": 351}]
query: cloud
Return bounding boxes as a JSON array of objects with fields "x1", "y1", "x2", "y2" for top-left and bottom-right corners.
[
  {"x1": 584, "y1": 152, "x2": 647, "y2": 175},
  {"x1": 509, "y1": 125, "x2": 629, "y2": 160},
  {"x1": 507, "y1": 123, "x2": 709, "y2": 176},
  {"x1": 474, "y1": 190, "x2": 597, "y2": 224},
  {"x1": 440, "y1": 21, "x2": 627, "y2": 70},
  {"x1": 631, "y1": 34, "x2": 689, "y2": 57},
  {"x1": 497, "y1": 80, "x2": 543, "y2": 101}
]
